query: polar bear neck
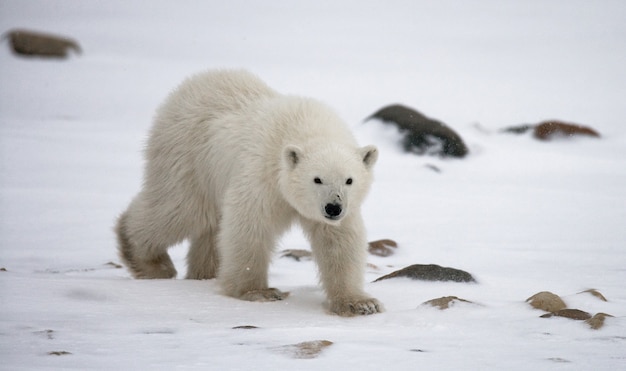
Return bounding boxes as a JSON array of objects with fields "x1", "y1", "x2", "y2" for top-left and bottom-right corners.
[{"x1": 262, "y1": 95, "x2": 358, "y2": 150}]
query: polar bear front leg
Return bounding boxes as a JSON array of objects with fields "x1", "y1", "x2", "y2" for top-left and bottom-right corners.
[
  {"x1": 216, "y1": 198, "x2": 290, "y2": 302},
  {"x1": 302, "y1": 215, "x2": 384, "y2": 316}
]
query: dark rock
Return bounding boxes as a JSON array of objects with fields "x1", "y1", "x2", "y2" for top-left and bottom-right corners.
[
  {"x1": 373, "y1": 264, "x2": 476, "y2": 283},
  {"x1": 534, "y1": 120, "x2": 600, "y2": 140},
  {"x1": 3, "y1": 29, "x2": 81, "y2": 58},
  {"x1": 540, "y1": 309, "x2": 592, "y2": 320},
  {"x1": 368, "y1": 239, "x2": 398, "y2": 257},
  {"x1": 232, "y1": 325, "x2": 259, "y2": 330},
  {"x1": 366, "y1": 104, "x2": 468, "y2": 158}
]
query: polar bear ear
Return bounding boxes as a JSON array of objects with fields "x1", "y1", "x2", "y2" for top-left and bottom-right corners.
[
  {"x1": 283, "y1": 145, "x2": 303, "y2": 170},
  {"x1": 359, "y1": 145, "x2": 378, "y2": 169}
]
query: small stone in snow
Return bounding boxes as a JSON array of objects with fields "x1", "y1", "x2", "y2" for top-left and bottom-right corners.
[
  {"x1": 48, "y1": 351, "x2": 72, "y2": 356},
  {"x1": 280, "y1": 249, "x2": 312, "y2": 261},
  {"x1": 421, "y1": 296, "x2": 475, "y2": 310},
  {"x1": 273, "y1": 340, "x2": 333, "y2": 359},
  {"x1": 232, "y1": 325, "x2": 259, "y2": 330},
  {"x1": 368, "y1": 239, "x2": 398, "y2": 257},
  {"x1": 586, "y1": 313, "x2": 614, "y2": 330},
  {"x1": 577, "y1": 289, "x2": 608, "y2": 302}
]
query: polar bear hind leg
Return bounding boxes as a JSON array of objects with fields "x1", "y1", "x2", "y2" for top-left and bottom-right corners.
[
  {"x1": 115, "y1": 194, "x2": 184, "y2": 279},
  {"x1": 115, "y1": 210, "x2": 177, "y2": 279},
  {"x1": 186, "y1": 229, "x2": 220, "y2": 280}
]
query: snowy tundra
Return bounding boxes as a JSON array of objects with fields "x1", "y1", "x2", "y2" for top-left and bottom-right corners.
[{"x1": 1, "y1": 1, "x2": 625, "y2": 370}]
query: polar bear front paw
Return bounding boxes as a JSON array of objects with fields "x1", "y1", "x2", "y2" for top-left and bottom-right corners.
[
  {"x1": 331, "y1": 297, "x2": 384, "y2": 317},
  {"x1": 240, "y1": 288, "x2": 290, "y2": 302}
]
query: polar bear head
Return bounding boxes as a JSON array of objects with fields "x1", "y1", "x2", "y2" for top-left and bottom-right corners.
[{"x1": 280, "y1": 143, "x2": 378, "y2": 225}]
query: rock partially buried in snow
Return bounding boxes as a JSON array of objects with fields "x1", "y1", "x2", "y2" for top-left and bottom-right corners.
[
  {"x1": 368, "y1": 239, "x2": 398, "y2": 257},
  {"x1": 578, "y1": 289, "x2": 608, "y2": 302},
  {"x1": 541, "y1": 310, "x2": 614, "y2": 330},
  {"x1": 526, "y1": 291, "x2": 567, "y2": 312},
  {"x1": 501, "y1": 120, "x2": 600, "y2": 141},
  {"x1": 540, "y1": 309, "x2": 592, "y2": 320},
  {"x1": 586, "y1": 313, "x2": 613, "y2": 330},
  {"x1": 273, "y1": 340, "x2": 333, "y2": 359},
  {"x1": 529, "y1": 290, "x2": 613, "y2": 330},
  {"x1": 422, "y1": 296, "x2": 475, "y2": 310},
  {"x1": 365, "y1": 104, "x2": 468, "y2": 158},
  {"x1": 373, "y1": 264, "x2": 476, "y2": 283},
  {"x1": 533, "y1": 121, "x2": 600, "y2": 140}
]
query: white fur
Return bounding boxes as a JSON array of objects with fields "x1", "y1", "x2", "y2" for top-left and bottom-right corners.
[{"x1": 116, "y1": 69, "x2": 382, "y2": 316}]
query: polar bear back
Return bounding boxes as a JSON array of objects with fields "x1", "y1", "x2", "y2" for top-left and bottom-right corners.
[
  {"x1": 148, "y1": 69, "x2": 358, "y2": 170},
  {"x1": 157, "y1": 69, "x2": 278, "y2": 122}
]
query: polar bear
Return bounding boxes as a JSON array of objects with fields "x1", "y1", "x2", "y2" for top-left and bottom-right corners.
[{"x1": 115, "y1": 69, "x2": 382, "y2": 316}]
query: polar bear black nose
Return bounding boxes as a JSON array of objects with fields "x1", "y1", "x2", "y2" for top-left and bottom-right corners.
[{"x1": 325, "y1": 203, "x2": 342, "y2": 218}]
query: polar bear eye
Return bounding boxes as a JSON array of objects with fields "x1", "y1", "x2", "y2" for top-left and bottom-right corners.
[
  {"x1": 346, "y1": 178, "x2": 353, "y2": 185},
  {"x1": 314, "y1": 177, "x2": 323, "y2": 184}
]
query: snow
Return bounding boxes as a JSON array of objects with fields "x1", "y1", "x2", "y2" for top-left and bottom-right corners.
[{"x1": 1, "y1": 1, "x2": 625, "y2": 369}]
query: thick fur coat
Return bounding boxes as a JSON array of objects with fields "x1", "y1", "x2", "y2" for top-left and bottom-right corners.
[{"x1": 116, "y1": 69, "x2": 382, "y2": 316}]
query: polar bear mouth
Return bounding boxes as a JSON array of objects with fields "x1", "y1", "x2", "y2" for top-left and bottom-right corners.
[{"x1": 324, "y1": 203, "x2": 343, "y2": 220}]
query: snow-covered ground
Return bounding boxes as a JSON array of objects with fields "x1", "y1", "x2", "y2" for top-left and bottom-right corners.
[{"x1": 1, "y1": 1, "x2": 625, "y2": 369}]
